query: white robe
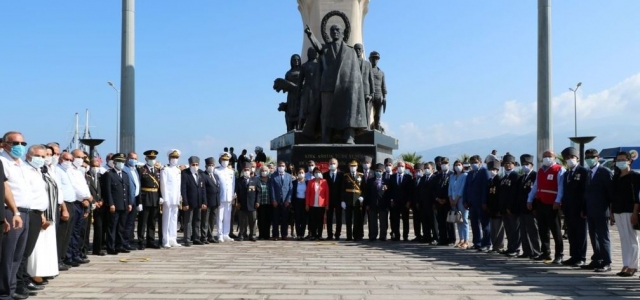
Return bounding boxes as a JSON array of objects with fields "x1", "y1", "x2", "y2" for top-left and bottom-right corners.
[
  {"x1": 160, "y1": 165, "x2": 181, "y2": 244},
  {"x1": 214, "y1": 166, "x2": 235, "y2": 237}
]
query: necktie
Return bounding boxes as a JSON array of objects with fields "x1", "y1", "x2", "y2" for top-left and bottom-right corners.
[
  {"x1": 416, "y1": 178, "x2": 420, "y2": 186},
  {"x1": 331, "y1": 173, "x2": 335, "y2": 181},
  {"x1": 398, "y1": 175, "x2": 402, "y2": 185}
]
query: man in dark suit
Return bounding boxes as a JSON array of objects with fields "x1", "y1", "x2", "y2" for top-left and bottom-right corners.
[
  {"x1": 582, "y1": 148, "x2": 614, "y2": 272},
  {"x1": 269, "y1": 160, "x2": 293, "y2": 240},
  {"x1": 517, "y1": 154, "x2": 541, "y2": 259},
  {"x1": 560, "y1": 147, "x2": 588, "y2": 267},
  {"x1": 343, "y1": 160, "x2": 365, "y2": 241},
  {"x1": 412, "y1": 163, "x2": 428, "y2": 242},
  {"x1": 87, "y1": 158, "x2": 106, "y2": 256},
  {"x1": 236, "y1": 162, "x2": 259, "y2": 241},
  {"x1": 203, "y1": 157, "x2": 220, "y2": 243},
  {"x1": 364, "y1": 163, "x2": 389, "y2": 241},
  {"x1": 103, "y1": 153, "x2": 132, "y2": 254},
  {"x1": 434, "y1": 157, "x2": 455, "y2": 245},
  {"x1": 420, "y1": 162, "x2": 438, "y2": 245},
  {"x1": 388, "y1": 161, "x2": 413, "y2": 241},
  {"x1": 499, "y1": 153, "x2": 522, "y2": 256},
  {"x1": 323, "y1": 157, "x2": 344, "y2": 240},
  {"x1": 136, "y1": 150, "x2": 162, "y2": 249},
  {"x1": 463, "y1": 155, "x2": 491, "y2": 251},
  {"x1": 181, "y1": 156, "x2": 207, "y2": 246}
]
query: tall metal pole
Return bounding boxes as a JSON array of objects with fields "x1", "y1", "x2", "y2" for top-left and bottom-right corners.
[
  {"x1": 569, "y1": 82, "x2": 581, "y2": 137},
  {"x1": 120, "y1": 0, "x2": 135, "y2": 153},
  {"x1": 108, "y1": 81, "x2": 120, "y2": 152},
  {"x1": 537, "y1": 0, "x2": 552, "y2": 165}
]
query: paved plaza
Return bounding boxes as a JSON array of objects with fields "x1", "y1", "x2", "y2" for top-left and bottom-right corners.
[{"x1": 38, "y1": 227, "x2": 640, "y2": 300}]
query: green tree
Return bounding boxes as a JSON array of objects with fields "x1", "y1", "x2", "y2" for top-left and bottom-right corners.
[
  {"x1": 458, "y1": 153, "x2": 470, "y2": 163},
  {"x1": 265, "y1": 155, "x2": 274, "y2": 164},
  {"x1": 400, "y1": 152, "x2": 423, "y2": 165}
]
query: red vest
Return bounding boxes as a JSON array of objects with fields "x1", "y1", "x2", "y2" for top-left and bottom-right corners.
[{"x1": 535, "y1": 163, "x2": 562, "y2": 205}]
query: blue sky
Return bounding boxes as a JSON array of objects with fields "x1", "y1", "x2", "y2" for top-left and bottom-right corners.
[{"x1": 1, "y1": 1, "x2": 639, "y2": 163}]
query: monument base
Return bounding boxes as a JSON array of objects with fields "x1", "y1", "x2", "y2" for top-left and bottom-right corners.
[{"x1": 270, "y1": 130, "x2": 399, "y2": 170}]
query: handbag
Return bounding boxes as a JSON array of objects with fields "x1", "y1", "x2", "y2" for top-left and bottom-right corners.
[{"x1": 447, "y1": 209, "x2": 462, "y2": 224}]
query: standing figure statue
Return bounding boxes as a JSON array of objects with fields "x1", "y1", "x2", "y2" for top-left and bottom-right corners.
[
  {"x1": 273, "y1": 54, "x2": 302, "y2": 132},
  {"x1": 305, "y1": 23, "x2": 367, "y2": 144},
  {"x1": 354, "y1": 43, "x2": 374, "y2": 129},
  {"x1": 369, "y1": 51, "x2": 387, "y2": 132},
  {"x1": 299, "y1": 47, "x2": 321, "y2": 137}
]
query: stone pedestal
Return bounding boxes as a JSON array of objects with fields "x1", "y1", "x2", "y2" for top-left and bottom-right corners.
[{"x1": 271, "y1": 130, "x2": 398, "y2": 170}]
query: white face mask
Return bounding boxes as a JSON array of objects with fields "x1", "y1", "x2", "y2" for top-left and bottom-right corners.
[
  {"x1": 441, "y1": 164, "x2": 449, "y2": 172},
  {"x1": 424, "y1": 169, "x2": 432, "y2": 176},
  {"x1": 73, "y1": 158, "x2": 84, "y2": 168},
  {"x1": 107, "y1": 160, "x2": 114, "y2": 168},
  {"x1": 30, "y1": 157, "x2": 45, "y2": 168},
  {"x1": 206, "y1": 166, "x2": 215, "y2": 173},
  {"x1": 416, "y1": 171, "x2": 423, "y2": 177},
  {"x1": 91, "y1": 167, "x2": 99, "y2": 174},
  {"x1": 190, "y1": 166, "x2": 198, "y2": 174},
  {"x1": 261, "y1": 171, "x2": 269, "y2": 177},
  {"x1": 349, "y1": 166, "x2": 357, "y2": 173},
  {"x1": 277, "y1": 166, "x2": 285, "y2": 173},
  {"x1": 397, "y1": 166, "x2": 405, "y2": 174},
  {"x1": 454, "y1": 166, "x2": 463, "y2": 173},
  {"x1": 44, "y1": 156, "x2": 53, "y2": 166},
  {"x1": 146, "y1": 159, "x2": 156, "y2": 167},
  {"x1": 243, "y1": 171, "x2": 251, "y2": 178},
  {"x1": 363, "y1": 163, "x2": 370, "y2": 170},
  {"x1": 542, "y1": 157, "x2": 554, "y2": 167},
  {"x1": 251, "y1": 167, "x2": 256, "y2": 173},
  {"x1": 314, "y1": 173, "x2": 323, "y2": 179},
  {"x1": 385, "y1": 166, "x2": 392, "y2": 173},
  {"x1": 115, "y1": 162, "x2": 124, "y2": 170},
  {"x1": 490, "y1": 170, "x2": 499, "y2": 177},
  {"x1": 308, "y1": 166, "x2": 315, "y2": 172},
  {"x1": 221, "y1": 161, "x2": 229, "y2": 168},
  {"x1": 329, "y1": 164, "x2": 337, "y2": 171},
  {"x1": 169, "y1": 158, "x2": 179, "y2": 166},
  {"x1": 566, "y1": 158, "x2": 577, "y2": 168},
  {"x1": 62, "y1": 161, "x2": 72, "y2": 169},
  {"x1": 298, "y1": 174, "x2": 305, "y2": 180},
  {"x1": 51, "y1": 155, "x2": 59, "y2": 166}
]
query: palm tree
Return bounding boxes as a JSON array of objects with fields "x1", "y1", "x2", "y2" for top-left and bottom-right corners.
[
  {"x1": 265, "y1": 155, "x2": 274, "y2": 164},
  {"x1": 400, "y1": 152, "x2": 422, "y2": 165},
  {"x1": 458, "y1": 153, "x2": 470, "y2": 163}
]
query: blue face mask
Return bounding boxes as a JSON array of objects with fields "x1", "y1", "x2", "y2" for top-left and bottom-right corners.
[
  {"x1": 471, "y1": 163, "x2": 480, "y2": 171},
  {"x1": 585, "y1": 158, "x2": 597, "y2": 168},
  {"x1": 375, "y1": 171, "x2": 383, "y2": 178},
  {"x1": 127, "y1": 159, "x2": 137, "y2": 167},
  {"x1": 10, "y1": 145, "x2": 26, "y2": 158}
]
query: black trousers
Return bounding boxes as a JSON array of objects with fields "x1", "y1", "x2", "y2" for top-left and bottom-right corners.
[
  {"x1": 412, "y1": 204, "x2": 422, "y2": 239},
  {"x1": 183, "y1": 207, "x2": 201, "y2": 243},
  {"x1": 518, "y1": 213, "x2": 541, "y2": 257},
  {"x1": 326, "y1": 204, "x2": 343, "y2": 238},
  {"x1": 81, "y1": 209, "x2": 91, "y2": 256},
  {"x1": 345, "y1": 204, "x2": 364, "y2": 240},
  {"x1": 367, "y1": 208, "x2": 389, "y2": 240},
  {"x1": 56, "y1": 203, "x2": 75, "y2": 264},
  {"x1": 157, "y1": 209, "x2": 163, "y2": 246},
  {"x1": 0, "y1": 209, "x2": 29, "y2": 299},
  {"x1": 108, "y1": 210, "x2": 127, "y2": 252},
  {"x1": 505, "y1": 214, "x2": 521, "y2": 252},
  {"x1": 66, "y1": 201, "x2": 84, "y2": 262},
  {"x1": 202, "y1": 207, "x2": 216, "y2": 240},
  {"x1": 137, "y1": 206, "x2": 158, "y2": 246},
  {"x1": 92, "y1": 206, "x2": 107, "y2": 254},
  {"x1": 421, "y1": 204, "x2": 439, "y2": 242},
  {"x1": 436, "y1": 205, "x2": 455, "y2": 244},
  {"x1": 535, "y1": 203, "x2": 564, "y2": 258},
  {"x1": 124, "y1": 209, "x2": 137, "y2": 245},
  {"x1": 293, "y1": 198, "x2": 307, "y2": 238},
  {"x1": 587, "y1": 216, "x2": 612, "y2": 265},
  {"x1": 308, "y1": 207, "x2": 325, "y2": 238},
  {"x1": 390, "y1": 205, "x2": 410, "y2": 240},
  {"x1": 257, "y1": 205, "x2": 272, "y2": 239},
  {"x1": 16, "y1": 210, "x2": 42, "y2": 292},
  {"x1": 564, "y1": 210, "x2": 587, "y2": 261}
]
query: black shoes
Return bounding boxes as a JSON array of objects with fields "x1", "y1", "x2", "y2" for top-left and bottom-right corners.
[
  {"x1": 64, "y1": 260, "x2": 79, "y2": 267},
  {"x1": 12, "y1": 292, "x2": 29, "y2": 299},
  {"x1": 580, "y1": 262, "x2": 599, "y2": 270},
  {"x1": 595, "y1": 265, "x2": 612, "y2": 272},
  {"x1": 193, "y1": 240, "x2": 204, "y2": 245},
  {"x1": 116, "y1": 248, "x2": 130, "y2": 254},
  {"x1": 551, "y1": 257, "x2": 563, "y2": 265},
  {"x1": 27, "y1": 282, "x2": 44, "y2": 291},
  {"x1": 58, "y1": 263, "x2": 69, "y2": 271}
]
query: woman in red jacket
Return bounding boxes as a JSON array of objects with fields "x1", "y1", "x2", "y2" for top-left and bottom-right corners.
[{"x1": 306, "y1": 168, "x2": 329, "y2": 241}]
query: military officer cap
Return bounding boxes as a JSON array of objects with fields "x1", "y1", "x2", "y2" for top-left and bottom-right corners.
[
  {"x1": 415, "y1": 164, "x2": 424, "y2": 170},
  {"x1": 369, "y1": 51, "x2": 380, "y2": 58},
  {"x1": 561, "y1": 147, "x2": 579, "y2": 158},
  {"x1": 143, "y1": 150, "x2": 159, "y2": 159},
  {"x1": 503, "y1": 153, "x2": 516, "y2": 164},
  {"x1": 349, "y1": 159, "x2": 358, "y2": 166},
  {"x1": 487, "y1": 160, "x2": 500, "y2": 170},
  {"x1": 219, "y1": 152, "x2": 231, "y2": 161},
  {"x1": 205, "y1": 157, "x2": 215, "y2": 165},
  {"x1": 242, "y1": 162, "x2": 252, "y2": 170},
  {"x1": 113, "y1": 153, "x2": 126, "y2": 162},
  {"x1": 375, "y1": 163, "x2": 385, "y2": 171},
  {"x1": 520, "y1": 154, "x2": 534, "y2": 165},
  {"x1": 362, "y1": 156, "x2": 372, "y2": 163},
  {"x1": 188, "y1": 156, "x2": 200, "y2": 164},
  {"x1": 167, "y1": 149, "x2": 181, "y2": 158},
  {"x1": 384, "y1": 158, "x2": 393, "y2": 165}
]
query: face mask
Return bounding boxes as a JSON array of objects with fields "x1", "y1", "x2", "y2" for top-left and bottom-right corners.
[
  {"x1": 542, "y1": 157, "x2": 554, "y2": 167},
  {"x1": 585, "y1": 158, "x2": 597, "y2": 168},
  {"x1": 397, "y1": 167, "x2": 405, "y2": 174},
  {"x1": 169, "y1": 158, "x2": 179, "y2": 166},
  {"x1": 375, "y1": 171, "x2": 383, "y2": 178},
  {"x1": 146, "y1": 159, "x2": 156, "y2": 167},
  {"x1": 424, "y1": 170, "x2": 433, "y2": 176},
  {"x1": 207, "y1": 166, "x2": 215, "y2": 173},
  {"x1": 91, "y1": 167, "x2": 99, "y2": 174},
  {"x1": 363, "y1": 163, "x2": 370, "y2": 170},
  {"x1": 454, "y1": 166, "x2": 463, "y2": 173},
  {"x1": 261, "y1": 171, "x2": 269, "y2": 177},
  {"x1": 127, "y1": 159, "x2": 137, "y2": 167},
  {"x1": 385, "y1": 166, "x2": 392, "y2": 173},
  {"x1": 349, "y1": 166, "x2": 357, "y2": 173},
  {"x1": 62, "y1": 161, "x2": 72, "y2": 169},
  {"x1": 51, "y1": 155, "x2": 59, "y2": 166},
  {"x1": 243, "y1": 171, "x2": 251, "y2": 178},
  {"x1": 44, "y1": 156, "x2": 53, "y2": 166},
  {"x1": 79, "y1": 167, "x2": 87, "y2": 174},
  {"x1": 190, "y1": 166, "x2": 199, "y2": 174},
  {"x1": 441, "y1": 164, "x2": 450, "y2": 172},
  {"x1": 107, "y1": 160, "x2": 114, "y2": 168},
  {"x1": 308, "y1": 166, "x2": 315, "y2": 172},
  {"x1": 566, "y1": 158, "x2": 577, "y2": 168},
  {"x1": 221, "y1": 161, "x2": 229, "y2": 168},
  {"x1": 490, "y1": 170, "x2": 499, "y2": 177},
  {"x1": 471, "y1": 164, "x2": 480, "y2": 171},
  {"x1": 315, "y1": 173, "x2": 323, "y2": 179},
  {"x1": 73, "y1": 158, "x2": 84, "y2": 168},
  {"x1": 416, "y1": 171, "x2": 423, "y2": 177},
  {"x1": 277, "y1": 166, "x2": 285, "y2": 173},
  {"x1": 30, "y1": 157, "x2": 45, "y2": 168},
  {"x1": 522, "y1": 165, "x2": 532, "y2": 173},
  {"x1": 329, "y1": 164, "x2": 337, "y2": 171},
  {"x1": 115, "y1": 162, "x2": 124, "y2": 170},
  {"x1": 616, "y1": 162, "x2": 629, "y2": 170},
  {"x1": 9, "y1": 145, "x2": 26, "y2": 158},
  {"x1": 298, "y1": 174, "x2": 305, "y2": 180},
  {"x1": 251, "y1": 167, "x2": 256, "y2": 173}
]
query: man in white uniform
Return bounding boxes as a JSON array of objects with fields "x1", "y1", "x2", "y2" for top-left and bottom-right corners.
[
  {"x1": 160, "y1": 149, "x2": 182, "y2": 248},
  {"x1": 214, "y1": 152, "x2": 235, "y2": 242}
]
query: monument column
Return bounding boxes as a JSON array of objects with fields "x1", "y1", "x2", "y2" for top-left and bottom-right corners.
[
  {"x1": 297, "y1": 0, "x2": 370, "y2": 62},
  {"x1": 537, "y1": 0, "x2": 552, "y2": 165},
  {"x1": 120, "y1": 0, "x2": 135, "y2": 153}
]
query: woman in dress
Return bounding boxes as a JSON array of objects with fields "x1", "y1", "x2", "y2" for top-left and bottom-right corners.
[{"x1": 448, "y1": 160, "x2": 469, "y2": 249}]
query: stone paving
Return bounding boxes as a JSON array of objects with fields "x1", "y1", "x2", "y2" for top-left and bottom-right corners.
[{"x1": 38, "y1": 226, "x2": 640, "y2": 300}]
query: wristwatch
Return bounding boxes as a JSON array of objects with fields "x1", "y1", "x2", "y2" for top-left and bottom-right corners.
[{"x1": 14, "y1": 211, "x2": 21, "y2": 216}]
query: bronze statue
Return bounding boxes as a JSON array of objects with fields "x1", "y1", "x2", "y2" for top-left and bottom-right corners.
[
  {"x1": 299, "y1": 47, "x2": 321, "y2": 137},
  {"x1": 273, "y1": 54, "x2": 302, "y2": 132},
  {"x1": 354, "y1": 43, "x2": 374, "y2": 129},
  {"x1": 369, "y1": 51, "x2": 386, "y2": 132},
  {"x1": 304, "y1": 22, "x2": 367, "y2": 144}
]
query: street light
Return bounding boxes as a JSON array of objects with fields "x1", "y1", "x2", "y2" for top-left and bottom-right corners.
[
  {"x1": 569, "y1": 82, "x2": 582, "y2": 137},
  {"x1": 107, "y1": 81, "x2": 120, "y2": 152}
]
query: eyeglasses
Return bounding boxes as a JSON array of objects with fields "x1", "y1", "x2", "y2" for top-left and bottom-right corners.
[{"x1": 8, "y1": 141, "x2": 27, "y2": 146}]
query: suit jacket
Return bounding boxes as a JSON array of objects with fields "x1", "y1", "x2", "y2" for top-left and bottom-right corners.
[
  {"x1": 387, "y1": 173, "x2": 413, "y2": 207},
  {"x1": 584, "y1": 165, "x2": 614, "y2": 218},
  {"x1": 236, "y1": 176, "x2": 259, "y2": 212},
  {"x1": 180, "y1": 168, "x2": 206, "y2": 208},
  {"x1": 463, "y1": 168, "x2": 490, "y2": 206},
  {"x1": 323, "y1": 171, "x2": 344, "y2": 206},
  {"x1": 413, "y1": 175, "x2": 430, "y2": 208},
  {"x1": 364, "y1": 178, "x2": 389, "y2": 210},
  {"x1": 432, "y1": 171, "x2": 452, "y2": 208},
  {"x1": 516, "y1": 171, "x2": 537, "y2": 214},
  {"x1": 269, "y1": 172, "x2": 293, "y2": 204},
  {"x1": 103, "y1": 169, "x2": 131, "y2": 211},
  {"x1": 486, "y1": 175, "x2": 502, "y2": 218},
  {"x1": 562, "y1": 165, "x2": 588, "y2": 216},
  {"x1": 498, "y1": 171, "x2": 520, "y2": 214},
  {"x1": 122, "y1": 165, "x2": 138, "y2": 206},
  {"x1": 86, "y1": 171, "x2": 102, "y2": 203},
  {"x1": 203, "y1": 171, "x2": 221, "y2": 208},
  {"x1": 305, "y1": 179, "x2": 329, "y2": 207},
  {"x1": 342, "y1": 172, "x2": 364, "y2": 207}
]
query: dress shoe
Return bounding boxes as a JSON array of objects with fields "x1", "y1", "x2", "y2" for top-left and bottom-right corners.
[
  {"x1": 183, "y1": 243, "x2": 192, "y2": 247},
  {"x1": 594, "y1": 265, "x2": 611, "y2": 272},
  {"x1": 193, "y1": 240, "x2": 204, "y2": 245},
  {"x1": 561, "y1": 258, "x2": 576, "y2": 266},
  {"x1": 551, "y1": 257, "x2": 563, "y2": 265},
  {"x1": 201, "y1": 240, "x2": 209, "y2": 244},
  {"x1": 161, "y1": 244, "x2": 171, "y2": 249},
  {"x1": 572, "y1": 260, "x2": 586, "y2": 267},
  {"x1": 31, "y1": 277, "x2": 48, "y2": 286},
  {"x1": 116, "y1": 248, "x2": 130, "y2": 254},
  {"x1": 80, "y1": 253, "x2": 88, "y2": 259},
  {"x1": 93, "y1": 251, "x2": 106, "y2": 256},
  {"x1": 137, "y1": 245, "x2": 146, "y2": 251},
  {"x1": 229, "y1": 233, "x2": 238, "y2": 239},
  {"x1": 27, "y1": 282, "x2": 44, "y2": 291},
  {"x1": 249, "y1": 237, "x2": 257, "y2": 242},
  {"x1": 207, "y1": 238, "x2": 216, "y2": 243},
  {"x1": 580, "y1": 262, "x2": 600, "y2": 270},
  {"x1": 58, "y1": 263, "x2": 69, "y2": 271},
  {"x1": 74, "y1": 258, "x2": 90, "y2": 264},
  {"x1": 64, "y1": 260, "x2": 80, "y2": 267},
  {"x1": 430, "y1": 241, "x2": 439, "y2": 246},
  {"x1": 345, "y1": 238, "x2": 353, "y2": 241},
  {"x1": 236, "y1": 237, "x2": 244, "y2": 242},
  {"x1": 533, "y1": 255, "x2": 552, "y2": 261},
  {"x1": 506, "y1": 251, "x2": 520, "y2": 257},
  {"x1": 107, "y1": 250, "x2": 119, "y2": 255},
  {"x1": 16, "y1": 288, "x2": 36, "y2": 296},
  {"x1": 124, "y1": 245, "x2": 137, "y2": 251},
  {"x1": 11, "y1": 292, "x2": 29, "y2": 299},
  {"x1": 146, "y1": 243, "x2": 160, "y2": 249},
  {"x1": 169, "y1": 241, "x2": 182, "y2": 247},
  {"x1": 326, "y1": 236, "x2": 334, "y2": 241},
  {"x1": 210, "y1": 239, "x2": 220, "y2": 244},
  {"x1": 411, "y1": 237, "x2": 421, "y2": 242}
]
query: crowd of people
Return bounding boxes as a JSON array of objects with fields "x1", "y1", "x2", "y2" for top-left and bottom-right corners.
[{"x1": 1, "y1": 130, "x2": 639, "y2": 299}]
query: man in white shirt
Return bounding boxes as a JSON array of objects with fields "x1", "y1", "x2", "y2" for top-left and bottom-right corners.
[
  {"x1": 122, "y1": 152, "x2": 140, "y2": 250},
  {"x1": 160, "y1": 149, "x2": 182, "y2": 248},
  {"x1": 63, "y1": 149, "x2": 92, "y2": 267},
  {"x1": 55, "y1": 151, "x2": 74, "y2": 271}
]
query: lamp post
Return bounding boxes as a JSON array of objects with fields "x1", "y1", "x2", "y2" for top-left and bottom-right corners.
[
  {"x1": 107, "y1": 81, "x2": 120, "y2": 152},
  {"x1": 569, "y1": 82, "x2": 582, "y2": 137}
]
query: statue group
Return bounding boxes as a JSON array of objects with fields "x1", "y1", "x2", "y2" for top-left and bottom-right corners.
[{"x1": 273, "y1": 11, "x2": 387, "y2": 144}]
